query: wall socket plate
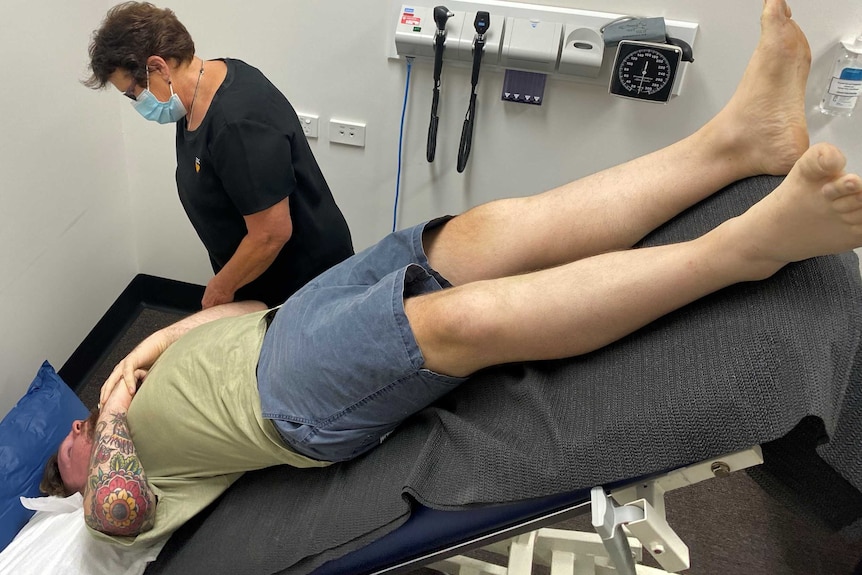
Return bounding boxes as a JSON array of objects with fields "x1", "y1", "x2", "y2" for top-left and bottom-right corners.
[
  {"x1": 329, "y1": 120, "x2": 366, "y2": 147},
  {"x1": 297, "y1": 113, "x2": 319, "y2": 138}
]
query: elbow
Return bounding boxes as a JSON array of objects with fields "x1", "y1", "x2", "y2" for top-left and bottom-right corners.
[
  {"x1": 84, "y1": 477, "x2": 157, "y2": 537},
  {"x1": 245, "y1": 200, "x2": 294, "y2": 251},
  {"x1": 271, "y1": 218, "x2": 294, "y2": 246},
  {"x1": 253, "y1": 226, "x2": 292, "y2": 253},
  {"x1": 272, "y1": 228, "x2": 293, "y2": 248},
  {"x1": 86, "y1": 518, "x2": 154, "y2": 538}
]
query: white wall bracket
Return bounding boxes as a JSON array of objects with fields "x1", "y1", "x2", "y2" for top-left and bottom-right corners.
[{"x1": 389, "y1": 1, "x2": 698, "y2": 96}]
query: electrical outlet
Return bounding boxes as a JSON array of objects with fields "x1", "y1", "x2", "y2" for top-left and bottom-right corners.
[
  {"x1": 329, "y1": 120, "x2": 366, "y2": 147},
  {"x1": 297, "y1": 113, "x2": 319, "y2": 138}
]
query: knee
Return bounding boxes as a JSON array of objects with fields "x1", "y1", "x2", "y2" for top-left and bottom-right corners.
[{"x1": 404, "y1": 286, "x2": 502, "y2": 377}]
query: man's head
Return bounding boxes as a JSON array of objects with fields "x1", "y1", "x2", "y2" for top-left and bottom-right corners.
[
  {"x1": 85, "y1": 2, "x2": 195, "y2": 91},
  {"x1": 40, "y1": 407, "x2": 100, "y2": 497}
]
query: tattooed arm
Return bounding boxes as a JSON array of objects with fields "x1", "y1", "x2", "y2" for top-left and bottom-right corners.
[
  {"x1": 86, "y1": 300, "x2": 268, "y2": 536},
  {"x1": 83, "y1": 380, "x2": 156, "y2": 537}
]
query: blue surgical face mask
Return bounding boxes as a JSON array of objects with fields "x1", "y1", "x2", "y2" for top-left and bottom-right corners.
[{"x1": 132, "y1": 68, "x2": 187, "y2": 124}]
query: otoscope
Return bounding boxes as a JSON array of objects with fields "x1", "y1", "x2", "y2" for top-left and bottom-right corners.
[
  {"x1": 427, "y1": 6, "x2": 454, "y2": 163},
  {"x1": 456, "y1": 11, "x2": 490, "y2": 173}
]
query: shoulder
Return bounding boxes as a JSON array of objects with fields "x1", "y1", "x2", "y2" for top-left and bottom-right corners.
[
  {"x1": 211, "y1": 59, "x2": 294, "y2": 128},
  {"x1": 221, "y1": 58, "x2": 279, "y2": 92}
]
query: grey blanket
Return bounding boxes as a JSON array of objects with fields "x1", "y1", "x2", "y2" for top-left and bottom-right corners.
[{"x1": 145, "y1": 175, "x2": 862, "y2": 575}]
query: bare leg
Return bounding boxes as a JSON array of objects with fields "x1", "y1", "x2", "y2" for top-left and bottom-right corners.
[
  {"x1": 425, "y1": 0, "x2": 811, "y2": 286},
  {"x1": 407, "y1": 144, "x2": 862, "y2": 377}
]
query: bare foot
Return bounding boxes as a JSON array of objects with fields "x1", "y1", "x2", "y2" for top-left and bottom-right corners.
[
  {"x1": 728, "y1": 143, "x2": 862, "y2": 278},
  {"x1": 704, "y1": 0, "x2": 811, "y2": 177}
]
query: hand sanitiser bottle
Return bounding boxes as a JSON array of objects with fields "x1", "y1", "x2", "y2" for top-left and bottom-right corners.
[{"x1": 820, "y1": 33, "x2": 862, "y2": 117}]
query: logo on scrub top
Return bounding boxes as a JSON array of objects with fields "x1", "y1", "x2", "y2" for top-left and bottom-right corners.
[{"x1": 195, "y1": 157, "x2": 201, "y2": 173}]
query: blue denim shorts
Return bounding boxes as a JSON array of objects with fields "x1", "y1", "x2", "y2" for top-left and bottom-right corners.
[{"x1": 256, "y1": 217, "x2": 466, "y2": 463}]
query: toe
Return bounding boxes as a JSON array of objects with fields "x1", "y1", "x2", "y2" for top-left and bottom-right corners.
[
  {"x1": 762, "y1": 0, "x2": 790, "y2": 23},
  {"x1": 825, "y1": 174, "x2": 862, "y2": 205},
  {"x1": 796, "y1": 143, "x2": 846, "y2": 182}
]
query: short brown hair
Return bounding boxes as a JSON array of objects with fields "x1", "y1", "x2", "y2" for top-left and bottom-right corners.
[
  {"x1": 85, "y1": 1, "x2": 195, "y2": 89},
  {"x1": 40, "y1": 407, "x2": 100, "y2": 496},
  {"x1": 40, "y1": 453, "x2": 73, "y2": 498}
]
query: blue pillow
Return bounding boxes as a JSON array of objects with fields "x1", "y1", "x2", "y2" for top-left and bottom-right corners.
[{"x1": 0, "y1": 361, "x2": 89, "y2": 551}]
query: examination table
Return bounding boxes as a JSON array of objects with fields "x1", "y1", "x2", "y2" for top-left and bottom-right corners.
[{"x1": 140, "y1": 175, "x2": 862, "y2": 575}]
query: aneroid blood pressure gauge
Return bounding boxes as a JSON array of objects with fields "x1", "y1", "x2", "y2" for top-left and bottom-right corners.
[{"x1": 610, "y1": 40, "x2": 683, "y2": 103}]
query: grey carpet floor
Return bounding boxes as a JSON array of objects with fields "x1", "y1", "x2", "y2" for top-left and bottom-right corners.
[{"x1": 76, "y1": 307, "x2": 862, "y2": 575}]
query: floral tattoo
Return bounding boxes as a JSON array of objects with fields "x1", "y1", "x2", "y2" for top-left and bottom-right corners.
[{"x1": 85, "y1": 412, "x2": 155, "y2": 536}]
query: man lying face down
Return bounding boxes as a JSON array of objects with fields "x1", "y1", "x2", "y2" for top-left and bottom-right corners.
[{"x1": 42, "y1": 0, "x2": 862, "y2": 547}]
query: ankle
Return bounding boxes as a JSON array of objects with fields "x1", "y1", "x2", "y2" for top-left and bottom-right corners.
[
  {"x1": 704, "y1": 216, "x2": 787, "y2": 282},
  {"x1": 690, "y1": 120, "x2": 758, "y2": 181}
]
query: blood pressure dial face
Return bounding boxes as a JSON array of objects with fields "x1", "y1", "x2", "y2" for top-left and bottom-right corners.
[{"x1": 610, "y1": 41, "x2": 682, "y2": 103}]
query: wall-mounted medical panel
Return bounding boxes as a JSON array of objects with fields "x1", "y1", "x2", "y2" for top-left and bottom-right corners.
[
  {"x1": 395, "y1": 8, "x2": 506, "y2": 65},
  {"x1": 500, "y1": 17, "x2": 562, "y2": 74},
  {"x1": 559, "y1": 25, "x2": 604, "y2": 78},
  {"x1": 394, "y1": 6, "x2": 439, "y2": 59},
  {"x1": 452, "y1": 12, "x2": 505, "y2": 66},
  {"x1": 390, "y1": 1, "x2": 698, "y2": 96}
]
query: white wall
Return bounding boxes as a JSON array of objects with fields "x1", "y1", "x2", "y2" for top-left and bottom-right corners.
[
  {"x1": 0, "y1": 1, "x2": 137, "y2": 418},
  {"x1": 2, "y1": 0, "x2": 860, "y2": 418},
  {"x1": 128, "y1": 0, "x2": 862, "y2": 269}
]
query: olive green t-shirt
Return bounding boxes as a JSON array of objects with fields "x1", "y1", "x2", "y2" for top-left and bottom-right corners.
[{"x1": 90, "y1": 310, "x2": 329, "y2": 548}]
